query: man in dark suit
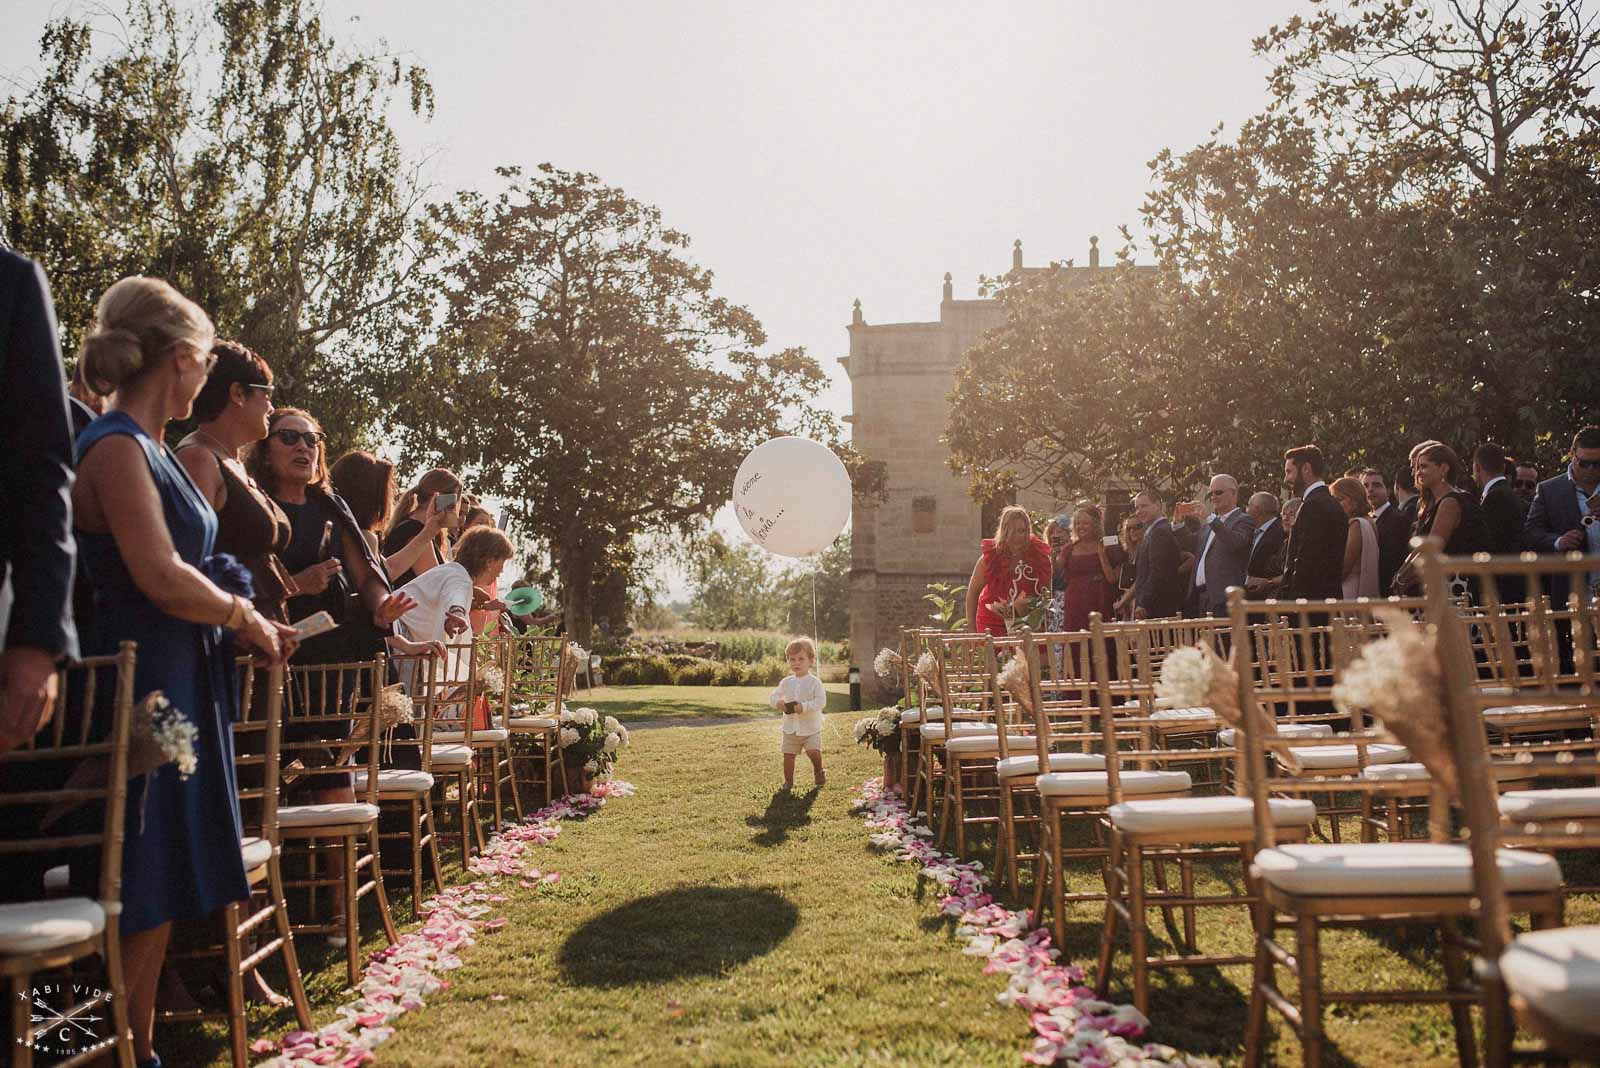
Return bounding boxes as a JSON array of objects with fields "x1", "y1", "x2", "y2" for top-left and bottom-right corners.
[
  {"x1": 1513, "y1": 461, "x2": 1540, "y2": 514},
  {"x1": 1280, "y1": 444, "x2": 1346, "y2": 601},
  {"x1": 1131, "y1": 488, "x2": 1184, "y2": 619},
  {"x1": 1524, "y1": 425, "x2": 1600, "y2": 610},
  {"x1": 1187, "y1": 474, "x2": 1255, "y2": 616},
  {"x1": 1362, "y1": 468, "x2": 1411, "y2": 596},
  {"x1": 1394, "y1": 465, "x2": 1420, "y2": 529},
  {"x1": 1473, "y1": 442, "x2": 1526, "y2": 602},
  {"x1": 1243, "y1": 491, "x2": 1285, "y2": 599},
  {"x1": 0, "y1": 248, "x2": 78, "y2": 754}
]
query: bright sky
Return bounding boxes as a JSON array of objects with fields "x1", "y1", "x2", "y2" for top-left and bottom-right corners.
[{"x1": 4, "y1": 0, "x2": 1291, "y2": 599}]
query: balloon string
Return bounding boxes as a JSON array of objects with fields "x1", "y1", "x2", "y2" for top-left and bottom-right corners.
[{"x1": 811, "y1": 558, "x2": 819, "y2": 648}]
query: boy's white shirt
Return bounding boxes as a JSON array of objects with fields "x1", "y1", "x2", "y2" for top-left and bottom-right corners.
[{"x1": 769, "y1": 673, "x2": 827, "y2": 735}]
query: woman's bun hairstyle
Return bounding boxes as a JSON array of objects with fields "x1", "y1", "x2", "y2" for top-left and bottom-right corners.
[{"x1": 77, "y1": 276, "x2": 213, "y2": 396}]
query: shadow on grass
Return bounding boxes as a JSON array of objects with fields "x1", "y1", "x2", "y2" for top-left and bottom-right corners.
[
  {"x1": 745, "y1": 787, "x2": 820, "y2": 847},
  {"x1": 557, "y1": 886, "x2": 799, "y2": 987}
]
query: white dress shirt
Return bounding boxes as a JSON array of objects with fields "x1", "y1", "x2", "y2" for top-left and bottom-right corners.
[{"x1": 770, "y1": 673, "x2": 827, "y2": 735}]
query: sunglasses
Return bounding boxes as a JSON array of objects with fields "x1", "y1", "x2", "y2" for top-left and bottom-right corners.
[
  {"x1": 1206, "y1": 489, "x2": 1229, "y2": 498},
  {"x1": 271, "y1": 428, "x2": 325, "y2": 448},
  {"x1": 245, "y1": 383, "x2": 274, "y2": 395}
]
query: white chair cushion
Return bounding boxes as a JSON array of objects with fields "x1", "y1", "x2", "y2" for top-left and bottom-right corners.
[
  {"x1": 435, "y1": 728, "x2": 509, "y2": 744},
  {"x1": 1499, "y1": 786, "x2": 1600, "y2": 822},
  {"x1": 0, "y1": 897, "x2": 106, "y2": 955},
  {"x1": 919, "y1": 722, "x2": 996, "y2": 742},
  {"x1": 1253, "y1": 842, "x2": 1561, "y2": 896},
  {"x1": 352, "y1": 769, "x2": 436, "y2": 794},
  {"x1": 1218, "y1": 723, "x2": 1333, "y2": 748},
  {"x1": 1109, "y1": 796, "x2": 1317, "y2": 834},
  {"x1": 1035, "y1": 769, "x2": 1191, "y2": 799},
  {"x1": 898, "y1": 708, "x2": 922, "y2": 725},
  {"x1": 996, "y1": 752, "x2": 1106, "y2": 779},
  {"x1": 430, "y1": 743, "x2": 473, "y2": 767},
  {"x1": 508, "y1": 716, "x2": 558, "y2": 729},
  {"x1": 945, "y1": 733, "x2": 1032, "y2": 756},
  {"x1": 42, "y1": 865, "x2": 70, "y2": 895},
  {"x1": 1499, "y1": 926, "x2": 1600, "y2": 1037},
  {"x1": 1363, "y1": 763, "x2": 1536, "y2": 785},
  {"x1": 1484, "y1": 702, "x2": 1591, "y2": 718},
  {"x1": 240, "y1": 836, "x2": 274, "y2": 870},
  {"x1": 276, "y1": 802, "x2": 381, "y2": 828},
  {"x1": 1151, "y1": 706, "x2": 1219, "y2": 723},
  {"x1": 1286, "y1": 743, "x2": 1410, "y2": 770}
]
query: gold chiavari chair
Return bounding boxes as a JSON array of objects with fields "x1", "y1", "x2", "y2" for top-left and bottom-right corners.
[
  {"x1": 1024, "y1": 628, "x2": 1192, "y2": 951},
  {"x1": 422, "y1": 644, "x2": 482, "y2": 868},
  {"x1": 909, "y1": 630, "x2": 988, "y2": 821},
  {"x1": 506, "y1": 634, "x2": 569, "y2": 809},
  {"x1": 435, "y1": 638, "x2": 519, "y2": 835},
  {"x1": 1081, "y1": 616, "x2": 1317, "y2": 1015},
  {"x1": 895, "y1": 627, "x2": 926, "y2": 799},
  {"x1": 277, "y1": 656, "x2": 398, "y2": 986},
  {"x1": 990, "y1": 630, "x2": 1105, "y2": 898},
  {"x1": 0, "y1": 645, "x2": 136, "y2": 1068},
  {"x1": 160, "y1": 663, "x2": 311, "y2": 1067},
  {"x1": 358, "y1": 653, "x2": 444, "y2": 912},
  {"x1": 1229, "y1": 589, "x2": 1564, "y2": 1068},
  {"x1": 1426, "y1": 544, "x2": 1600, "y2": 1065},
  {"x1": 931, "y1": 632, "x2": 1027, "y2": 856}
]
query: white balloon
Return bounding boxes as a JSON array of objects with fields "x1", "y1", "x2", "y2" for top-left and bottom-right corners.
[{"x1": 732, "y1": 437, "x2": 852, "y2": 558}]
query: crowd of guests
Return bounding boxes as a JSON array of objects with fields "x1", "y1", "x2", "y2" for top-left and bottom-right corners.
[
  {"x1": 0, "y1": 259, "x2": 552, "y2": 1066},
  {"x1": 965, "y1": 433, "x2": 1600, "y2": 636}
]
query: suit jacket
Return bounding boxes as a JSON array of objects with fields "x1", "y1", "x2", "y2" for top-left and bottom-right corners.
[
  {"x1": 0, "y1": 250, "x2": 77, "y2": 658},
  {"x1": 1189, "y1": 508, "x2": 1256, "y2": 616},
  {"x1": 1523, "y1": 471, "x2": 1595, "y2": 607},
  {"x1": 1134, "y1": 517, "x2": 1184, "y2": 619},
  {"x1": 1372, "y1": 502, "x2": 1412, "y2": 597},
  {"x1": 1478, "y1": 478, "x2": 1526, "y2": 602},
  {"x1": 1281, "y1": 485, "x2": 1347, "y2": 601},
  {"x1": 1400, "y1": 495, "x2": 1419, "y2": 528},
  {"x1": 1246, "y1": 517, "x2": 1287, "y2": 578}
]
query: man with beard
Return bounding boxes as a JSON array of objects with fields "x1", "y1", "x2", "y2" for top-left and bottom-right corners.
[{"x1": 1280, "y1": 445, "x2": 1346, "y2": 601}]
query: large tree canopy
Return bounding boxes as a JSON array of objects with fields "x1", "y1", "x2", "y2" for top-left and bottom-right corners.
[
  {"x1": 397, "y1": 165, "x2": 845, "y2": 644},
  {"x1": 1, "y1": 0, "x2": 436, "y2": 448},
  {"x1": 947, "y1": 0, "x2": 1600, "y2": 498}
]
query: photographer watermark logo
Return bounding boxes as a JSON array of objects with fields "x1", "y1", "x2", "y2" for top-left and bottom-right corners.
[{"x1": 16, "y1": 982, "x2": 117, "y2": 1061}]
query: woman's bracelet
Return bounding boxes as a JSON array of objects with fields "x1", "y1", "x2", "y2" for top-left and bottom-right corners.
[{"x1": 223, "y1": 594, "x2": 250, "y2": 631}]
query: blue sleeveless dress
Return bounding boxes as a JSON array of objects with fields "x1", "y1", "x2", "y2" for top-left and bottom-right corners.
[{"x1": 75, "y1": 412, "x2": 248, "y2": 933}]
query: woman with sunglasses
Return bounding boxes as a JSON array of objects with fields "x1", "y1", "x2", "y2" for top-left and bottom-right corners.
[
  {"x1": 174, "y1": 341, "x2": 293, "y2": 623},
  {"x1": 246, "y1": 410, "x2": 415, "y2": 663},
  {"x1": 70, "y1": 277, "x2": 296, "y2": 1067}
]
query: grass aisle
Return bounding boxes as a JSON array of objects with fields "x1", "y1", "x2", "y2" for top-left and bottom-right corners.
[{"x1": 380, "y1": 700, "x2": 1028, "y2": 1067}]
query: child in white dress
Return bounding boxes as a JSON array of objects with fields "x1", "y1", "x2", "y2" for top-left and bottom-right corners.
[{"x1": 769, "y1": 637, "x2": 827, "y2": 789}]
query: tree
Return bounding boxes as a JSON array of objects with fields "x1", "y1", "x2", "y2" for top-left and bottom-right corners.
[
  {"x1": 683, "y1": 533, "x2": 781, "y2": 631},
  {"x1": 1, "y1": 0, "x2": 436, "y2": 449},
  {"x1": 775, "y1": 535, "x2": 850, "y2": 641},
  {"x1": 398, "y1": 165, "x2": 843, "y2": 645},
  {"x1": 946, "y1": 0, "x2": 1600, "y2": 497}
]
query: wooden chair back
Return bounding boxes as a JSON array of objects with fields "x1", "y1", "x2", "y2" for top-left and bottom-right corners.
[
  {"x1": 0, "y1": 643, "x2": 136, "y2": 906},
  {"x1": 281, "y1": 656, "x2": 385, "y2": 807},
  {"x1": 508, "y1": 634, "x2": 567, "y2": 715},
  {"x1": 234, "y1": 662, "x2": 284, "y2": 848}
]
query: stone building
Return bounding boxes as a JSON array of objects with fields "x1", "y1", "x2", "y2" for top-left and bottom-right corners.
[{"x1": 843, "y1": 237, "x2": 1137, "y2": 693}]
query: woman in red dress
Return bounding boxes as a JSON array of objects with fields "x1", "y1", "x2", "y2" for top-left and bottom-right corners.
[
  {"x1": 1056, "y1": 504, "x2": 1120, "y2": 631},
  {"x1": 964, "y1": 506, "x2": 1052, "y2": 636}
]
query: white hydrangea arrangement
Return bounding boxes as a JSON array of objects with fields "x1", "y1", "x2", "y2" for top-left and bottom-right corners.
[
  {"x1": 1331, "y1": 610, "x2": 1457, "y2": 796},
  {"x1": 913, "y1": 651, "x2": 941, "y2": 697},
  {"x1": 872, "y1": 647, "x2": 903, "y2": 681},
  {"x1": 853, "y1": 707, "x2": 903, "y2": 755},
  {"x1": 557, "y1": 704, "x2": 629, "y2": 776}
]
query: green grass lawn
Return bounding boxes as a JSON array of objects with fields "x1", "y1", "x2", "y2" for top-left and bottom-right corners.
[{"x1": 160, "y1": 687, "x2": 1599, "y2": 1067}]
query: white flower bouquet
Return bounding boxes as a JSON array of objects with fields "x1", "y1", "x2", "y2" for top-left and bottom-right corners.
[
  {"x1": 873, "y1": 647, "x2": 904, "y2": 681},
  {"x1": 1332, "y1": 610, "x2": 1457, "y2": 797},
  {"x1": 995, "y1": 654, "x2": 1034, "y2": 718},
  {"x1": 853, "y1": 707, "x2": 903, "y2": 755},
  {"x1": 42, "y1": 691, "x2": 200, "y2": 830},
  {"x1": 557, "y1": 704, "x2": 629, "y2": 777},
  {"x1": 913, "y1": 651, "x2": 941, "y2": 698},
  {"x1": 1154, "y1": 644, "x2": 1240, "y2": 725}
]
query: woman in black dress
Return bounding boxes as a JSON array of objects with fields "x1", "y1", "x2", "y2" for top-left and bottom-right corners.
[
  {"x1": 1394, "y1": 440, "x2": 1490, "y2": 594},
  {"x1": 381, "y1": 468, "x2": 463, "y2": 587}
]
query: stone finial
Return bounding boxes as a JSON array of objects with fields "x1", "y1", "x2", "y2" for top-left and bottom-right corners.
[
  {"x1": 942, "y1": 272, "x2": 953, "y2": 302},
  {"x1": 851, "y1": 298, "x2": 864, "y2": 326},
  {"x1": 1089, "y1": 235, "x2": 1100, "y2": 269},
  {"x1": 1012, "y1": 238, "x2": 1023, "y2": 271}
]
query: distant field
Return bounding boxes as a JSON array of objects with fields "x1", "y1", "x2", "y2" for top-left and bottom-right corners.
[
  {"x1": 567, "y1": 682, "x2": 854, "y2": 725},
  {"x1": 632, "y1": 627, "x2": 846, "y2": 665}
]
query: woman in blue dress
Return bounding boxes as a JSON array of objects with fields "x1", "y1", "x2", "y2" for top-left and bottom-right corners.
[{"x1": 72, "y1": 276, "x2": 296, "y2": 1068}]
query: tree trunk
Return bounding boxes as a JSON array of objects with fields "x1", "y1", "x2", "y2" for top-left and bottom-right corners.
[{"x1": 559, "y1": 549, "x2": 595, "y2": 649}]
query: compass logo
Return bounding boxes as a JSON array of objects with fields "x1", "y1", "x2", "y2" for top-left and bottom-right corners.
[{"x1": 16, "y1": 981, "x2": 117, "y2": 1062}]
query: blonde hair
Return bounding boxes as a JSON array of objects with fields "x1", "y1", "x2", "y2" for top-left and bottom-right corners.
[
  {"x1": 991, "y1": 505, "x2": 1033, "y2": 548},
  {"x1": 785, "y1": 637, "x2": 817, "y2": 661},
  {"x1": 1330, "y1": 476, "x2": 1369, "y2": 516},
  {"x1": 78, "y1": 276, "x2": 213, "y2": 395}
]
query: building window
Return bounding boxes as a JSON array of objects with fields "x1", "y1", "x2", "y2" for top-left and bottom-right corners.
[{"x1": 912, "y1": 496, "x2": 937, "y2": 534}]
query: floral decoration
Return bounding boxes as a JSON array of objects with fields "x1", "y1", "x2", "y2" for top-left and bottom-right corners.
[
  {"x1": 996, "y1": 653, "x2": 1035, "y2": 718},
  {"x1": 852, "y1": 707, "x2": 902, "y2": 755},
  {"x1": 913, "y1": 651, "x2": 940, "y2": 697},
  {"x1": 1331, "y1": 609, "x2": 1456, "y2": 797},
  {"x1": 1153, "y1": 644, "x2": 1238, "y2": 725},
  {"x1": 873, "y1": 647, "x2": 904, "y2": 681},
  {"x1": 554, "y1": 703, "x2": 630, "y2": 776},
  {"x1": 851, "y1": 778, "x2": 1213, "y2": 1068},
  {"x1": 251, "y1": 780, "x2": 634, "y2": 1066}
]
